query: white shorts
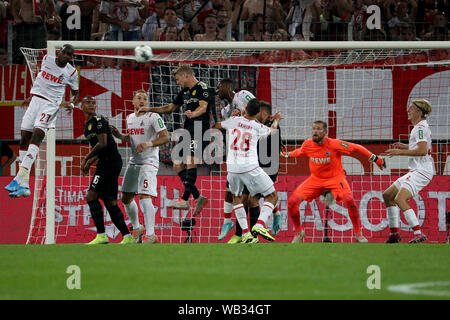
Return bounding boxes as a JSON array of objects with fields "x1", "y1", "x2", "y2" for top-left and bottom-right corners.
[
  {"x1": 393, "y1": 170, "x2": 433, "y2": 197},
  {"x1": 21, "y1": 96, "x2": 59, "y2": 133},
  {"x1": 227, "y1": 167, "x2": 275, "y2": 197},
  {"x1": 121, "y1": 164, "x2": 158, "y2": 197}
]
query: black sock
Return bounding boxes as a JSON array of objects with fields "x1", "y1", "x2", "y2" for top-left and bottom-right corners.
[
  {"x1": 178, "y1": 169, "x2": 191, "y2": 201},
  {"x1": 186, "y1": 168, "x2": 200, "y2": 199},
  {"x1": 105, "y1": 204, "x2": 130, "y2": 236},
  {"x1": 87, "y1": 200, "x2": 105, "y2": 234},
  {"x1": 249, "y1": 206, "x2": 260, "y2": 229}
]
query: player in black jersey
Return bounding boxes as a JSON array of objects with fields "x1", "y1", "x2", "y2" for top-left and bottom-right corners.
[
  {"x1": 80, "y1": 96, "x2": 134, "y2": 245},
  {"x1": 140, "y1": 64, "x2": 213, "y2": 216},
  {"x1": 229, "y1": 101, "x2": 284, "y2": 243}
]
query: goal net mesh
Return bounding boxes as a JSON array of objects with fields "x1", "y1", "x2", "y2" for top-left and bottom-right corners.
[{"x1": 21, "y1": 45, "x2": 450, "y2": 244}]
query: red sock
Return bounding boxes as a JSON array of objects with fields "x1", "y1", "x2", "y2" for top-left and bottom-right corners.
[
  {"x1": 343, "y1": 194, "x2": 361, "y2": 234},
  {"x1": 288, "y1": 194, "x2": 302, "y2": 233},
  {"x1": 390, "y1": 227, "x2": 399, "y2": 234}
]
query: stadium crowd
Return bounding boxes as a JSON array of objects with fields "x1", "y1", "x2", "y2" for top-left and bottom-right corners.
[{"x1": 0, "y1": 0, "x2": 448, "y2": 64}]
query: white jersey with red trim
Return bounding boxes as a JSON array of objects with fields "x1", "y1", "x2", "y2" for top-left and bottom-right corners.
[
  {"x1": 127, "y1": 112, "x2": 167, "y2": 167},
  {"x1": 221, "y1": 116, "x2": 271, "y2": 173},
  {"x1": 221, "y1": 90, "x2": 255, "y2": 119},
  {"x1": 408, "y1": 119, "x2": 434, "y2": 176},
  {"x1": 30, "y1": 55, "x2": 79, "y2": 105}
]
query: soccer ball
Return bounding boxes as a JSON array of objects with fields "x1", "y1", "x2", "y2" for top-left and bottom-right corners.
[{"x1": 134, "y1": 45, "x2": 153, "y2": 63}]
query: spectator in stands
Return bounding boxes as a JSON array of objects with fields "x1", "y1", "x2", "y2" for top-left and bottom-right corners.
[
  {"x1": 175, "y1": 0, "x2": 209, "y2": 36},
  {"x1": 0, "y1": 0, "x2": 9, "y2": 52},
  {"x1": 216, "y1": 5, "x2": 236, "y2": 40},
  {"x1": 384, "y1": 0, "x2": 418, "y2": 34},
  {"x1": 99, "y1": 0, "x2": 149, "y2": 41},
  {"x1": 11, "y1": 0, "x2": 60, "y2": 64},
  {"x1": 423, "y1": 12, "x2": 448, "y2": 40},
  {"x1": 286, "y1": 0, "x2": 316, "y2": 40},
  {"x1": 194, "y1": 13, "x2": 224, "y2": 40},
  {"x1": 239, "y1": 0, "x2": 284, "y2": 33},
  {"x1": 1, "y1": 141, "x2": 17, "y2": 176},
  {"x1": 142, "y1": 0, "x2": 168, "y2": 41},
  {"x1": 399, "y1": 22, "x2": 421, "y2": 41},
  {"x1": 151, "y1": 6, "x2": 185, "y2": 40},
  {"x1": 244, "y1": 13, "x2": 266, "y2": 40},
  {"x1": 416, "y1": 0, "x2": 448, "y2": 38},
  {"x1": 161, "y1": 23, "x2": 182, "y2": 40},
  {"x1": 60, "y1": 0, "x2": 101, "y2": 40},
  {"x1": 91, "y1": 4, "x2": 110, "y2": 40}
]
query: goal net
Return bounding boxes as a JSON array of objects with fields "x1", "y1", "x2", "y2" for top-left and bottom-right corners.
[{"x1": 22, "y1": 41, "x2": 450, "y2": 244}]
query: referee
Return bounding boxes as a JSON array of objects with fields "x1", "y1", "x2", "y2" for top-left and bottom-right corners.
[
  {"x1": 140, "y1": 64, "x2": 213, "y2": 216},
  {"x1": 80, "y1": 96, "x2": 134, "y2": 245}
]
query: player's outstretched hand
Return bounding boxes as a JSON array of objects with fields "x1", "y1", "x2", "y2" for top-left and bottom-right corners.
[
  {"x1": 272, "y1": 111, "x2": 282, "y2": 122},
  {"x1": 61, "y1": 102, "x2": 74, "y2": 114},
  {"x1": 280, "y1": 151, "x2": 290, "y2": 158},
  {"x1": 369, "y1": 154, "x2": 386, "y2": 170},
  {"x1": 135, "y1": 141, "x2": 152, "y2": 153}
]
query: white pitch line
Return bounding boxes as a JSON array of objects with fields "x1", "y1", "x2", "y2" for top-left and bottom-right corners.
[{"x1": 387, "y1": 281, "x2": 450, "y2": 297}]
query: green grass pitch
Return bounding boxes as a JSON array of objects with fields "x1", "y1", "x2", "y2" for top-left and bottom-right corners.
[{"x1": 1, "y1": 243, "x2": 449, "y2": 300}]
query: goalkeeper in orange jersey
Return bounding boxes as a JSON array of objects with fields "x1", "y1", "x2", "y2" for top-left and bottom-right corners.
[{"x1": 281, "y1": 120, "x2": 386, "y2": 243}]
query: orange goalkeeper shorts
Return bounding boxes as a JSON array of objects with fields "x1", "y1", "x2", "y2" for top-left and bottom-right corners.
[{"x1": 293, "y1": 175, "x2": 352, "y2": 202}]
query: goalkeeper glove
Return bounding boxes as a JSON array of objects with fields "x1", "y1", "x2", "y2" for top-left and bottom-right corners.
[
  {"x1": 369, "y1": 154, "x2": 386, "y2": 170},
  {"x1": 280, "y1": 151, "x2": 290, "y2": 158}
]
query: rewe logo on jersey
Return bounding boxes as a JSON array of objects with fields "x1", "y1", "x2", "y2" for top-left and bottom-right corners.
[
  {"x1": 127, "y1": 128, "x2": 144, "y2": 135},
  {"x1": 41, "y1": 70, "x2": 63, "y2": 84}
]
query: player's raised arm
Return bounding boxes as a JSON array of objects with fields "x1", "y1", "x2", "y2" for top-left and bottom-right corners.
[
  {"x1": 185, "y1": 100, "x2": 208, "y2": 118},
  {"x1": 330, "y1": 139, "x2": 386, "y2": 169},
  {"x1": 385, "y1": 141, "x2": 428, "y2": 157},
  {"x1": 139, "y1": 103, "x2": 180, "y2": 114},
  {"x1": 135, "y1": 129, "x2": 170, "y2": 153},
  {"x1": 110, "y1": 125, "x2": 131, "y2": 143}
]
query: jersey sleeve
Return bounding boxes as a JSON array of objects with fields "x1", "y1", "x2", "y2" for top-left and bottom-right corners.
[
  {"x1": 152, "y1": 113, "x2": 167, "y2": 133},
  {"x1": 256, "y1": 123, "x2": 271, "y2": 140},
  {"x1": 289, "y1": 142, "x2": 307, "y2": 157},
  {"x1": 329, "y1": 139, "x2": 372, "y2": 158},
  {"x1": 68, "y1": 68, "x2": 79, "y2": 91},
  {"x1": 94, "y1": 116, "x2": 109, "y2": 135},
  {"x1": 413, "y1": 126, "x2": 430, "y2": 143},
  {"x1": 196, "y1": 85, "x2": 212, "y2": 104},
  {"x1": 220, "y1": 117, "x2": 233, "y2": 130}
]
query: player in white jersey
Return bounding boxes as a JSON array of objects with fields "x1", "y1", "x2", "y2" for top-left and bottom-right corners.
[
  {"x1": 5, "y1": 44, "x2": 79, "y2": 198},
  {"x1": 214, "y1": 98, "x2": 282, "y2": 243},
  {"x1": 111, "y1": 90, "x2": 170, "y2": 244},
  {"x1": 216, "y1": 78, "x2": 256, "y2": 240},
  {"x1": 383, "y1": 99, "x2": 433, "y2": 244}
]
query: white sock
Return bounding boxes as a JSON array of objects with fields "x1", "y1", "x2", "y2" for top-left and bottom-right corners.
[
  {"x1": 124, "y1": 200, "x2": 140, "y2": 229},
  {"x1": 16, "y1": 167, "x2": 30, "y2": 187},
  {"x1": 224, "y1": 201, "x2": 233, "y2": 224},
  {"x1": 386, "y1": 206, "x2": 400, "y2": 230},
  {"x1": 256, "y1": 202, "x2": 274, "y2": 228},
  {"x1": 20, "y1": 144, "x2": 39, "y2": 172},
  {"x1": 19, "y1": 149, "x2": 27, "y2": 164},
  {"x1": 403, "y1": 208, "x2": 419, "y2": 230},
  {"x1": 233, "y1": 204, "x2": 248, "y2": 232},
  {"x1": 140, "y1": 198, "x2": 156, "y2": 236}
]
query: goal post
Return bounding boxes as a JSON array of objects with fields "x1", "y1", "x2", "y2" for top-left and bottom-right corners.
[{"x1": 23, "y1": 40, "x2": 450, "y2": 244}]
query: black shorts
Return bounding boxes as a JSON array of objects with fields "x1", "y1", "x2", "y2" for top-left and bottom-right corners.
[
  {"x1": 89, "y1": 161, "x2": 122, "y2": 201},
  {"x1": 242, "y1": 172, "x2": 278, "y2": 198},
  {"x1": 174, "y1": 130, "x2": 210, "y2": 162}
]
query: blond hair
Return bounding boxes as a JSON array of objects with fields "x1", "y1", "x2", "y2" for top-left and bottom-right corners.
[
  {"x1": 412, "y1": 99, "x2": 432, "y2": 118},
  {"x1": 172, "y1": 63, "x2": 194, "y2": 76},
  {"x1": 133, "y1": 89, "x2": 148, "y2": 97}
]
